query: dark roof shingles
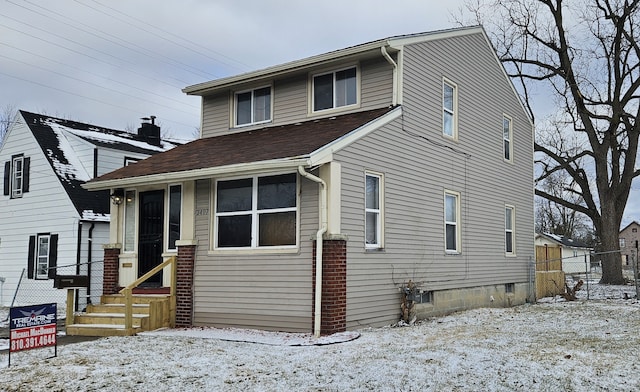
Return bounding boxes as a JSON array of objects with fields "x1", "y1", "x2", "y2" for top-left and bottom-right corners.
[{"x1": 92, "y1": 107, "x2": 393, "y2": 183}]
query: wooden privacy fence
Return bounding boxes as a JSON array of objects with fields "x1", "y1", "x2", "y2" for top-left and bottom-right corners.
[{"x1": 535, "y1": 245, "x2": 565, "y2": 298}]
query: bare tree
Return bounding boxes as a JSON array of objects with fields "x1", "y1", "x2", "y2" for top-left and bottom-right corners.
[
  {"x1": 0, "y1": 104, "x2": 16, "y2": 145},
  {"x1": 462, "y1": 0, "x2": 640, "y2": 284}
]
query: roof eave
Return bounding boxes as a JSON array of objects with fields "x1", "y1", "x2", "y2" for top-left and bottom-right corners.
[
  {"x1": 182, "y1": 40, "x2": 390, "y2": 96},
  {"x1": 82, "y1": 157, "x2": 311, "y2": 190}
]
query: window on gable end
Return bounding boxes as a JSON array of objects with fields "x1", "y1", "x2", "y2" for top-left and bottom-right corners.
[
  {"x1": 234, "y1": 86, "x2": 272, "y2": 127},
  {"x1": 443, "y1": 79, "x2": 458, "y2": 139},
  {"x1": 4, "y1": 154, "x2": 30, "y2": 198},
  {"x1": 312, "y1": 67, "x2": 357, "y2": 112},
  {"x1": 503, "y1": 115, "x2": 513, "y2": 162}
]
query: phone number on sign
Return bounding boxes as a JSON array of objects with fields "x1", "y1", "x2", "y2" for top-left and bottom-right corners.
[{"x1": 10, "y1": 333, "x2": 56, "y2": 352}]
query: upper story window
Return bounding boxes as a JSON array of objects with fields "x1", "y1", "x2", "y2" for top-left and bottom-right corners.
[
  {"x1": 312, "y1": 67, "x2": 357, "y2": 112},
  {"x1": 365, "y1": 172, "x2": 383, "y2": 249},
  {"x1": 3, "y1": 154, "x2": 30, "y2": 198},
  {"x1": 503, "y1": 115, "x2": 513, "y2": 161},
  {"x1": 235, "y1": 86, "x2": 272, "y2": 127},
  {"x1": 214, "y1": 173, "x2": 297, "y2": 249},
  {"x1": 444, "y1": 190, "x2": 461, "y2": 253},
  {"x1": 443, "y1": 79, "x2": 458, "y2": 139},
  {"x1": 633, "y1": 228, "x2": 638, "y2": 233},
  {"x1": 505, "y1": 205, "x2": 515, "y2": 255},
  {"x1": 124, "y1": 157, "x2": 140, "y2": 166}
]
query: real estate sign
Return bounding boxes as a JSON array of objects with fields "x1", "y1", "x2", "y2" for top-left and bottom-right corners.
[{"x1": 9, "y1": 303, "x2": 57, "y2": 353}]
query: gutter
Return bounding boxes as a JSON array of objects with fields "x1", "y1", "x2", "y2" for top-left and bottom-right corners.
[
  {"x1": 381, "y1": 46, "x2": 398, "y2": 106},
  {"x1": 298, "y1": 166, "x2": 327, "y2": 338}
]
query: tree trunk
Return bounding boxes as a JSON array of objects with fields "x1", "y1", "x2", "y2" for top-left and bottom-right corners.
[{"x1": 598, "y1": 206, "x2": 625, "y2": 285}]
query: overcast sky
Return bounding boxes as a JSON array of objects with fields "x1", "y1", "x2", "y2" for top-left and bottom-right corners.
[
  {"x1": 0, "y1": 0, "x2": 470, "y2": 141},
  {"x1": 1, "y1": 0, "x2": 638, "y2": 225}
]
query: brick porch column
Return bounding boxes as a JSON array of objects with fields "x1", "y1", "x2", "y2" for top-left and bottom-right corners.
[
  {"x1": 175, "y1": 241, "x2": 196, "y2": 327},
  {"x1": 102, "y1": 244, "x2": 121, "y2": 295},
  {"x1": 312, "y1": 235, "x2": 347, "y2": 335}
]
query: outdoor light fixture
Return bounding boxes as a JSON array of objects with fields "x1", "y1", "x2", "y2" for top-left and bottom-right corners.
[{"x1": 110, "y1": 188, "x2": 124, "y2": 205}]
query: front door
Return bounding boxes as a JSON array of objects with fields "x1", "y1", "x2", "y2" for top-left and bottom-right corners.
[{"x1": 138, "y1": 190, "x2": 164, "y2": 285}]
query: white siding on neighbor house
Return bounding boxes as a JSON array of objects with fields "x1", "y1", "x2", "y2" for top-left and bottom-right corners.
[
  {"x1": 96, "y1": 147, "x2": 150, "y2": 177},
  {"x1": 191, "y1": 175, "x2": 320, "y2": 332},
  {"x1": 76, "y1": 222, "x2": 109, "y2": 308},
  {"x1": 200, "y1": 57, "x2": 394, "y2": 139},
  {"x1": 334, "y1": 32, "x2": 534, "y2": 328},
  {"x1": 0, "y1": 119, "x2": 82, "y2": 308}
]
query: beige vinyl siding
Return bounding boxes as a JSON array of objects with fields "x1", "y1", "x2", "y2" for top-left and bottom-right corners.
[
  {"x1": 200, "y1": 57, "x2": 394, "y2": 138},
  {"x1": 335, "y1": 32, "x2": 533, "y2": 329},
  {"x1": 192, "y1": 174, "x2": 320, "y2": 332}
]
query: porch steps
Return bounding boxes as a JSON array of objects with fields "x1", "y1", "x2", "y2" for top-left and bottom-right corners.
[{"x1": 66, "y1": 294, "x2": 171, "y2": 337}]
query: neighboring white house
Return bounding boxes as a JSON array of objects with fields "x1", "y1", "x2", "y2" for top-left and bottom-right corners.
[
  {"x1": 535, "y1": 233, "x2": 593, "y2": 275},
  {"x1": 0, "y1": 111, "x2": 179, "y2": 310}
]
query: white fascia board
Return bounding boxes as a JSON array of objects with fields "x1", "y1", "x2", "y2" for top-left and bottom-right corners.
[
  {"x1": 387, "y1": 26, "x2": 484, "y2": 48},
  {"x1": 309, "y1": 106, "x2": 403, "y2": 165},
  {"x1": 82, "y1": 157, "x2": 310, "y2": 190},
  {"x1": 183, "y1": 40, "x2": 389, "y2": 95}
]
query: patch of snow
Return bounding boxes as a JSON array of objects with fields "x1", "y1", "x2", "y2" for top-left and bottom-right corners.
[
  {"x1": 45, "y1": 122, "x2": 92, "y2": 182},
  {"x1": 0, "y1": 286, "x2": 638, "y2": 390},
  {"x1": 81, "y1": 210, "x2": 109, "y2": 222}
]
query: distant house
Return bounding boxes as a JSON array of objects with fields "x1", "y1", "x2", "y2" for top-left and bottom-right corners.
[
  {"x1": 0, "y1": 111, "x2": 179, "y2": 309},
  {"x1": 535, "y1": 233, "x2": 593, "y2": 275},
  {"x1": 619, "y1": 221, "x2": 640, "y2": 268},
  {"x1": 85, "y1": 26, "x2": 535, "y2": 335}
]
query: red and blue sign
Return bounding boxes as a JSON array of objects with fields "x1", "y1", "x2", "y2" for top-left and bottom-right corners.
[{"x1": 9, "y1": 303, "x2": 57, "y2": 353}]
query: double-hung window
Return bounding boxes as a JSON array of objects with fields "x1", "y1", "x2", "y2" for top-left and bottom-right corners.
[
  {"x1": 443, "y1": 79, "x2": 458, "y2": 139},
  {"x1": 505, "y1": 205, "x2": 515, "y2": 255},
  {"x1": 27, "y1": 233, "x2": 57, "y2": 280},
  {"x1": 365, "y1": 173, "x2": 383, "y2": 248},
  {"x1": 444, "y1": 191, "x2": 460, "y2": 253},
  {"x1": 235, "y1": 86, "x2": 271, "y2": 127},
  {"x1": 503, "y1": 115, "x2": 513, "y2": 161},
  {"x1": 4, "y1": 154, "x2": 29, "y2": 198},
  {"x1": 215, "y1": 173, "x2": 297, "y2": 249},
  {"x1": 313, "y1": 67, "x2": 357, "y2": 112}
]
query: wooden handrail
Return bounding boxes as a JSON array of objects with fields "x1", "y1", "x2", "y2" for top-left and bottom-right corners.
[{"x1": 119, "y1": 256, "x2": 177, "y2": 333}]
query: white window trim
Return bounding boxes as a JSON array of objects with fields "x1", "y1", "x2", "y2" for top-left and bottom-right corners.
[
  {"x1": 365, "y1": 172, "x2": 384, "y2": 249},
  {"x1": 442, "y1": 78, "x2": 458, "y2": 140},
  {"x1": 35, "y1": 234, "x2": 50, "y2": 280},
  {"x1": 166, "y1": 184, "x2": 182, "y2": 252},
  {"x1": 123, "y1": 190, "x2": 137, "y2": 253},
  {"x1": 233, "y1": 85, "x2": 273, "y2": 128},
  {"x1": 444, "y1": 190, "x2": 461, "y2": 254},
  {"x1": 212, "y1": 173, "x2": 300, "y2": 252},
  {"x1": 11, "y1": 155, "x2": 24, "y2": 198},
  {"x1": 503, "y1": 114, "x2": 513, "y2": 162},
  {"x1": 505, "y1": 204, "x2": 516, "y2": 256},
  {"x1": 309, "y1": 65, "x2": 360, "y2": 115}
]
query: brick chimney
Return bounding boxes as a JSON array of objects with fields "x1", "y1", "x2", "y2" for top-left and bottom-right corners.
[{"x1": 138, "y1": 116, "x2": 161, "y2": 147}]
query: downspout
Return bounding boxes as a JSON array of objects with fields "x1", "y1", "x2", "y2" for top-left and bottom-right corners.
[
  {"x1": 381, "y1": 46, "x2": 398, "y2": 106},
  {"x1": 87, "y1": 223, "x2": 95, "y2": 305},
  {"x1": 298, "y1": 166, "x2": 327, "y2": 338}
]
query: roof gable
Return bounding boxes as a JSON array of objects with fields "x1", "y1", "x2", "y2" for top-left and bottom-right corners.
[
  {"x1": 536, "y1": 233, "x2": 592, "y2": 249},
  {"x1": 19, "y1": 110, "x2": 178, "y2": 217}
]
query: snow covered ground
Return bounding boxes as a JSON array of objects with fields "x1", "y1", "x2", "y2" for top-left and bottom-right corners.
[{"x1": 0, "y1": 284, "x2": 639, "y2": 391}]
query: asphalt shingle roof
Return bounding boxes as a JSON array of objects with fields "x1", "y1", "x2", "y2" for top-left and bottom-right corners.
[{"x1": 90, "y1": 106, "x2": 394, "y2": 183}]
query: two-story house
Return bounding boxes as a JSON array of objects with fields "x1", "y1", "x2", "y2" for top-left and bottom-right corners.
[
  {"x1": 85, "y1": 26, "x2": 534, "y2": 336},
  {"x1": 619, "y1": 221, "x2": 640, "y2": 268},
  {"x1": 0, "y1": 111, "x2": 178, "y2": 311}
]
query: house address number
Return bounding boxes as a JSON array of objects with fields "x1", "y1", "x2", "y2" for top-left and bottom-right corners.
[{"x1": 195, "y1": 208, "x2": 209, "y2": 216}]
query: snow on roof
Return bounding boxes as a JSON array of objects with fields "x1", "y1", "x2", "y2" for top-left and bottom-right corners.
[
  {"x1": 45, "y1": 120, "x2": 92, "y2": 182},
  {"x1": 81, "y1": 210, "x2": 110, "y2": 222}
]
